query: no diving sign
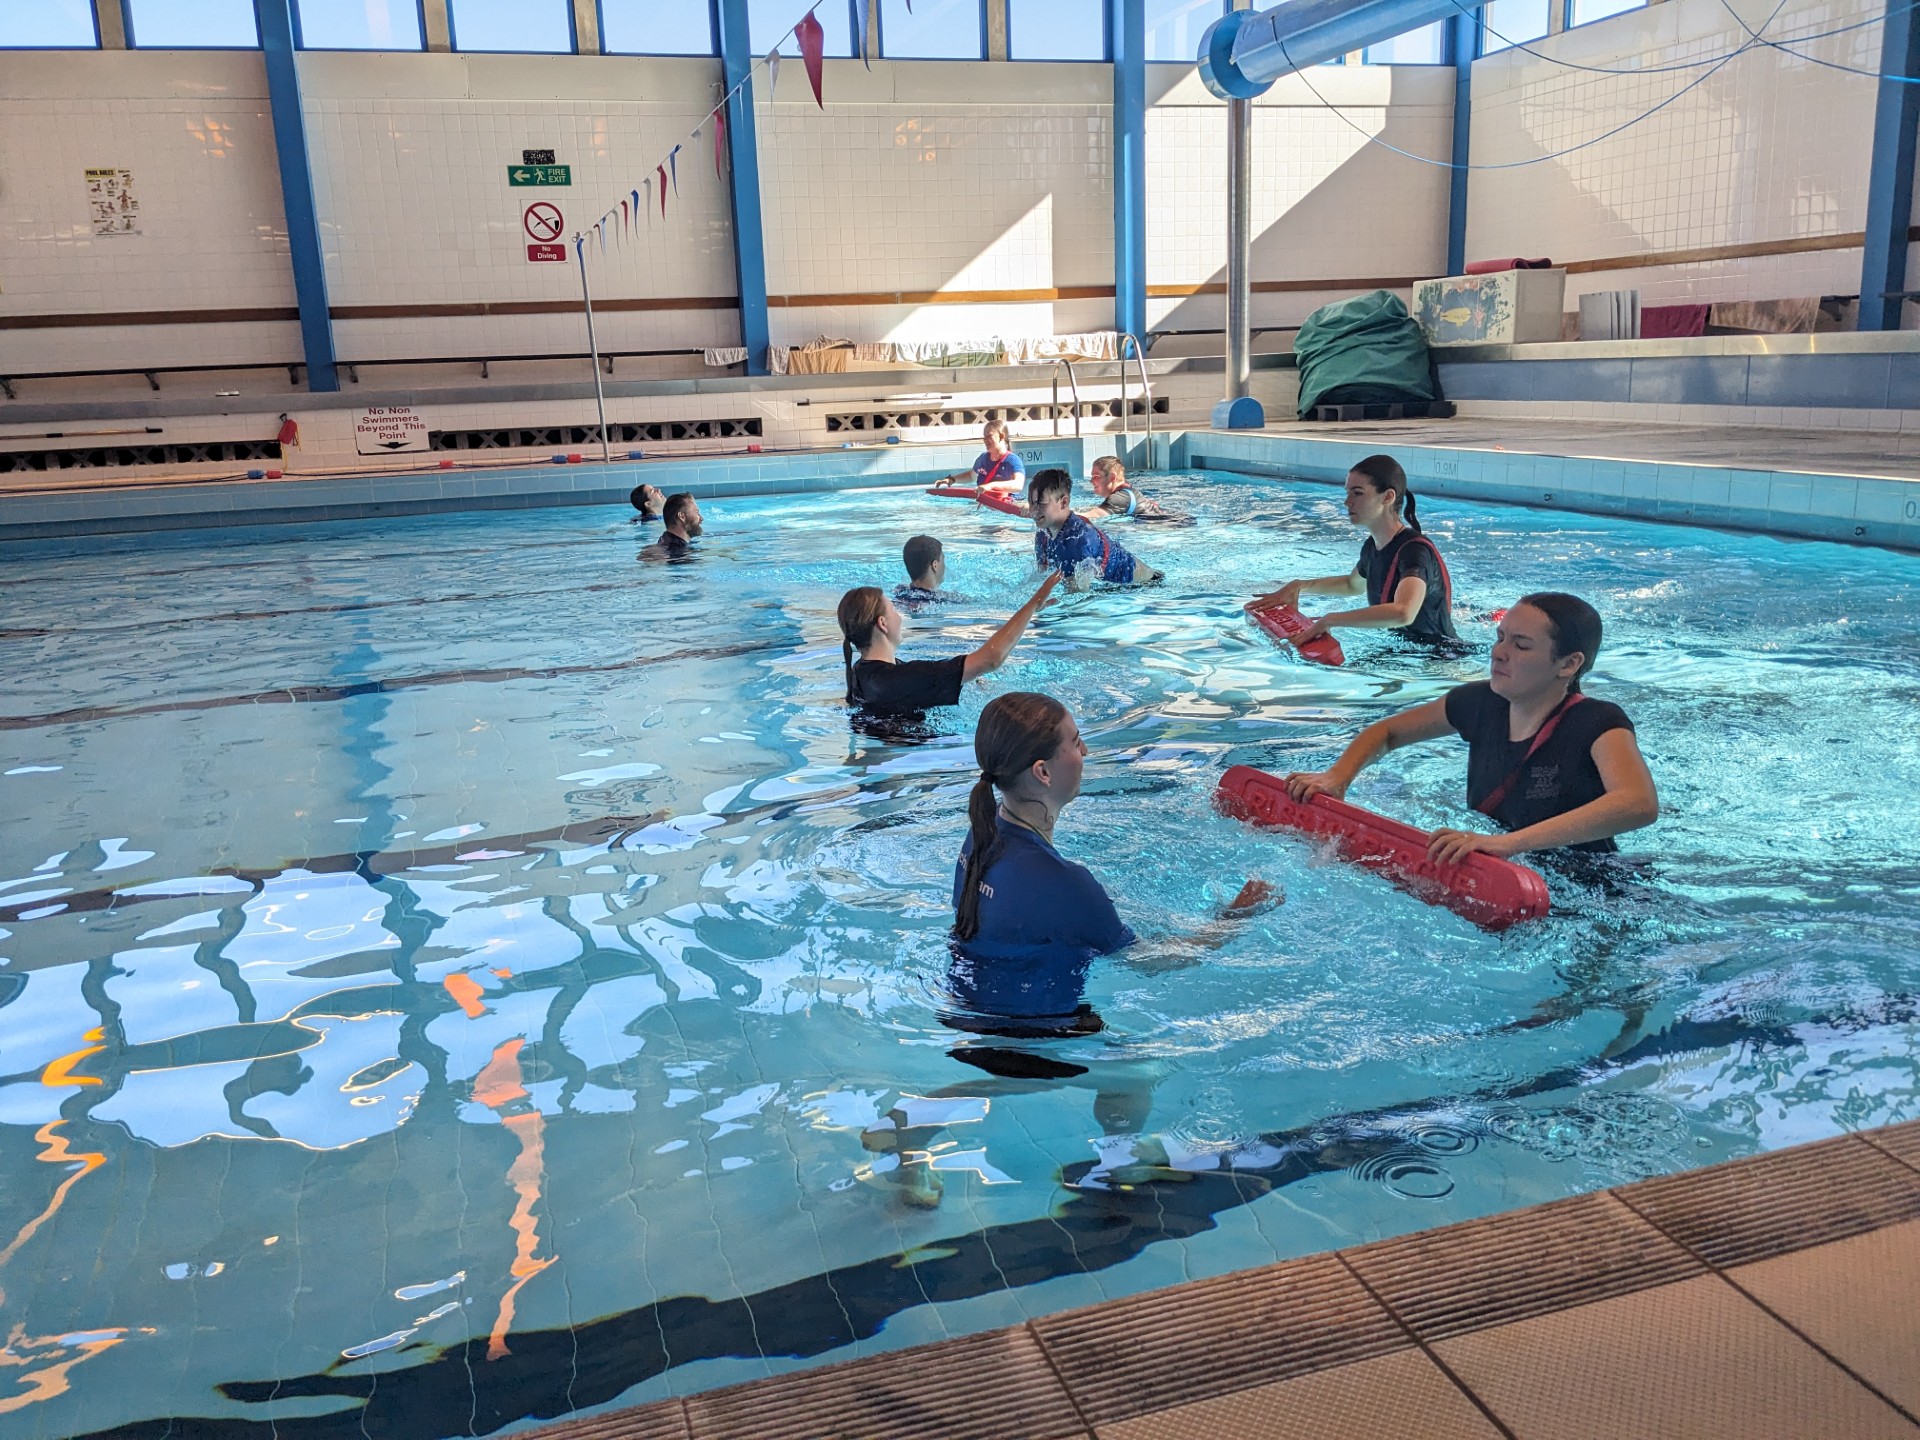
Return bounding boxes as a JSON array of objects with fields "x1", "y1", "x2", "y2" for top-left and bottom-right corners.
[
  {"x1": 354, "y1": 406, "x2": 429, "y2": 455},
  {"x1": 524, "y1": 201, "x2": 567, "y2": 262}
]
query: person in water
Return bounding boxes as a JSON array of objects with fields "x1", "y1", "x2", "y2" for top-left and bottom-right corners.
[
  {"x1": 1030, "y1": 469, "x2": 1161, "y2": 588},
  {"x1": 893, "y1": 534, "x2": 952, "y2": 612},
  {"x1": 1247, "y1": 454, "x2": 1456, "y2": 646},
  {"x1": 950, "y1": 692, "x2": 1273, "y2": 1034},
  {"x1": 629, "y1": 483, "x2": 665, "y2": 521},
  {"x1": 940, "y1": 418, "x2": 1025, "y2": 494},
  {"x1": 1285, "y1": 592, "x2": 1658, "y2": 862},
  {"x1": 1079, "y1": 456, "x2": 1169, "y2": 522},
  {"x1": 837, "y1": 572, "x2": 1059, "y2": 718},
  {"x1": 641, "y1": 493, "x2": 702, "y2": 561}
]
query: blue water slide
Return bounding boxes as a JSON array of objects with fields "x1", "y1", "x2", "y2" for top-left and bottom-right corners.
[{"x1": 1200, "y1": 0, "x2": 1492, "y2": 98}]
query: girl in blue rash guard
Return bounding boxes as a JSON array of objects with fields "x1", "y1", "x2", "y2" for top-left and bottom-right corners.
[{"x1": 948, "y1": 693, "x2": 1273, "y2": 1035}]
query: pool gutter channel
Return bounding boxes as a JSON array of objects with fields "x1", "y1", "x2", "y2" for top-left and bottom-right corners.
[{"x1": 1, "y1": 429, "x2": 1916, "y2": 552}]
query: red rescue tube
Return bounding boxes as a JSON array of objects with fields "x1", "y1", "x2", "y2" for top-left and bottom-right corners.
[
  {"x1": 927, "y1": 484, "x2": 979, "y2": 499},
  {"x1": 1214, "y1": 765, "x2": 1551, "y2": 931},
  {"x1": 1250, "y1": 605, "x2": 1346, "y2": 667},
  {"x1": 976, "y1": 490, "x2": 1026, "y2": 516}
]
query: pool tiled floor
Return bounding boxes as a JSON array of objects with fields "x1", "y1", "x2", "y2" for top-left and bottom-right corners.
[{"x1": 530, "y1": 1120, "x2": 1920, "y2": 1439}]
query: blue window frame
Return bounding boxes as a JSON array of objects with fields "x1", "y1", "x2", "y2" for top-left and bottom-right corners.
[
  {"x1": 1, "y1": 0, "x2": 99, "y2": 47},
  {"x1": 1144, "y1": 0, "x2": 1224, "y2": 63},
  {"x1": 1362, "y1": 18, "x2": 1444, "y2": 63},
  {"x1": 127, "y1": 0, "x2": 260, "y2": 47},
  {"x1": 448, "y1": 0, "x2": 574, "y2": 52},
  {"x1": 1481, "y1": 0, "x2": 1550, "y2": 53},
  {"x1": 294, "y1": 0, "x2": 425, "y2": 50},
  {"x1": 880, "y1": 0, "x2": 984, "y2": 59},
  {"x1": 750, "y1": 0, "x2": 856, "y2": 56},
  {"x1": 1009, "y1": 0, "x2": 1107, "y2": 59},
  {"x1": 602, "y1": 0, "x2": 715, "y2": 53}
]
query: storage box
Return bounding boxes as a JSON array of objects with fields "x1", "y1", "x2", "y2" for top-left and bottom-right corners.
[{"x1": 1412, "y1": 268, "x2": 1568, "y2": 346}]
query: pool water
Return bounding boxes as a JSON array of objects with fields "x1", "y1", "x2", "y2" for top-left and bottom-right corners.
[{"x1": 2, "y1": 471, "x2": 1917, "y2": 1438}]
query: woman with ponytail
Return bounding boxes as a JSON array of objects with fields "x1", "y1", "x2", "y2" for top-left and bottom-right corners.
[
  {"x1": 1285, "y1": 592, "x2": 1658, "y2": 863},
  {"x1": 837, "y1": 571, "x2": 1059, "y2": 718},
  {"x1": 949, "y1": 693, "x2": 1274, "y2": 1033},
  {"x1": 1247, "y1": 453, "x2": 1457, "y2": 646}
]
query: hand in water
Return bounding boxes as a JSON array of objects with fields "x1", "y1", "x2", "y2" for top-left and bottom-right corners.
[
  {"x1": 1428, "y1": 828, "x2": 1517, "y2": 866},
  {"x1": 1284, "y1": 770, "x2": 1347, "y2": 803},
  {"x1": 1224, "y1": 878, "x2": 1281, "y2": 915},
  {"x1": 1245, "y1": 580, "x2": 1302, "y2": 614}
]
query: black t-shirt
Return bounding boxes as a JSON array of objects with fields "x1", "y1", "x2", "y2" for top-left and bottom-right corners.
[
  {"x1": 1358, "y1": 530, "x2": 1456, "y2": 642},
  {"x1": 1444, "y1": 681, "x2": 1635, "y2": 852},
  {"x1": 851, "y1": 655, "x2": 966, "y2": 715}
]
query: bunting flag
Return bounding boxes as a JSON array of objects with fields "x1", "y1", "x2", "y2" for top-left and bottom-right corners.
[
  {"x1": 620, "y1": 197, "x2": 629, "y2": 239},
  {"x1": 767, "y1": 48, "x2": 780, "y2": 98},
  {"x1": 795, "y1": 8, "x2": 826, "y2": 110},
  {"x1": 657, "y1": 164, "x2": 668, "y2": 217},
  {"x1": 642, "y1": 176, "x2": 653, "y2": 223},
  {"x1": 668, "y1": 143, "x2": 681, "y2": 195},
  {"x1": 631, "y1": 188, "x2": 642, "y2": 230},
  {"x1": 712, "y1": 104, "x2": 726, "y2": 176}
]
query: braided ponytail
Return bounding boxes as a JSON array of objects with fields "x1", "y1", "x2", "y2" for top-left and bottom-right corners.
[
  {"x1": 836, "y1": 586, "x2": 888, "y2": 705},
  {"x1": 952, "y1": 692, "x2": 1071, "y2": 942}
]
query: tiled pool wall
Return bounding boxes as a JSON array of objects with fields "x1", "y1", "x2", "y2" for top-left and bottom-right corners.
[
  {"x1": 2, "y1": 427, "x2": 1917, "y2": 552},
  {"x1": 1177, "y1": 432, "x2": 1920, "y2": 553}
]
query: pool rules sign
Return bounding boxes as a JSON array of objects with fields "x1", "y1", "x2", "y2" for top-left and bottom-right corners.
[{"x1": 354, "y1": 406, "x2": 430, "y2": 455}]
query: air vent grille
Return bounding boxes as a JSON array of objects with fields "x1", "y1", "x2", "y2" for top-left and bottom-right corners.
[
  {"x1": 825, "y1": 398, "x2": 1169, "y2": 434},
  {"x1": 0, "y1": 439, "x2": 282, "y2": 473},
  {"x1": 429, "y1": 418, "x2": 762, "y2": 451}
]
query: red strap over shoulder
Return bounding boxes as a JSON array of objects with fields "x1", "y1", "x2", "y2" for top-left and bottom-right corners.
[
  {"x1": 1475, "y1": 693, "x2": 1585, "y2": 818},
  {"x1": 1381, "y1": 533, "x2": 1454, "y2": 617}
]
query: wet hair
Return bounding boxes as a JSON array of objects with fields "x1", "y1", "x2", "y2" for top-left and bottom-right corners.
[
  {"x1": 1516, "y1": 591, "x2": 1603, "y2": 690},
  {"x1": 1351, "y1": 454, "x2": 1420, "y2": 534},
  {"x1": 629, "y1": 484, "x2": 661, "y2": 518},
  {"x1": 903, "y1": 534, "x2": 943, "y2": 583},
  {"x1": 662, "y1": 492, "x2": 697, "y2": 530},
  {"x1": 954, "y1": 692, "x2": 1070, "y2": 942},
  {"x1": 836, "y1": 586, "x2": 889, "y2": 704},
  {"x1": 1028, "y1": 468, "x2": 1073, "y2": 507},
  {"x1": 983, "y1": 418, "x2": 1011, "y2": 446},
  {"x1": 1090, "y1": 455, "x2": 1124, "y2": 482}
]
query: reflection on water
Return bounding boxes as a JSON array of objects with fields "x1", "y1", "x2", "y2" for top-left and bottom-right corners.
[{"x1": 0, "y1": 475, "x2": 1917, "y2": 1437}]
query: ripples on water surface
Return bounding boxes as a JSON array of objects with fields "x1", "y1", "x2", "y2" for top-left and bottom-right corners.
[{"x1": 1, "y1": 472, "x2": 1917, "y2": 1437}]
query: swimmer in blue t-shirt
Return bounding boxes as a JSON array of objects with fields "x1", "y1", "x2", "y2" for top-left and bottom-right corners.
[
  {"x1": 892, "y1": 534, "x2": 954, "y2": 613},
  {"x1": 948, "y1": 692, "x2": 1274, "y2": 1036},
  {"x1": 939, "y1": 418, "x2": 1025, "y2": 495},
  {"x1": 1028, "y1": 469, "x2": 1162, "y2": 588}
]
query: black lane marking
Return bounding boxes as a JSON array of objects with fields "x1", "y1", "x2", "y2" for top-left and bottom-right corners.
[
  {"x1": 0, "y1": 638, "x2": 782, "y2": 732},
  {"x1": 53, "y1": 1010, "x2": 1819, "y2": 1440}
]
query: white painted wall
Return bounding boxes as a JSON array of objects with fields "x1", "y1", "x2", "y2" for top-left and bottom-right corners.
[{"x1": 1466, "y1": 0, "x2": 1886, "y2": 313}]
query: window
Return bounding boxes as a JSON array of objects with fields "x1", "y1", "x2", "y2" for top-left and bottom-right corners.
[
  {"x1": 1009, "y1": 0, "x2": 1106, "y2": 59},
  {"x1": 1, "y1": 0, "x2": 97, "y2": 47},
  {"x1": 127, "y1": 0, "x2": 259, "y2": 46},
  {"x1": 296, "y1": 0, "x2": 423, "y2": 50},
  {"x1": 1362, "y1": 19, "x2": 1443, "y2": 63},
  {"x1": 1568, "y1": 0, "x2": 1644, "y2": 26},
  {"x1": 449, "y1": 0, "x2": 573, "y2": 52},
  {"x1": 881, "y1": 0, "x2": 982, "y2": 59},
  {"x1": 750, "y1": 0, "x2": 854, "y2": 57},
  {"x1": 603, "y1": 0, "x2": 714, "y2": 53},
  {"x1": 1481, "y1": 0, "x2": 1550, "y2": 53},
  {"x1": 1144, "y1": 0, "x2": 1223, "y2": 63}
]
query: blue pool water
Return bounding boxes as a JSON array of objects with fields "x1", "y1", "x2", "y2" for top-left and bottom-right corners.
[{"x1": 1, "y1": 470, "x2": 1917, "y2": 1437}]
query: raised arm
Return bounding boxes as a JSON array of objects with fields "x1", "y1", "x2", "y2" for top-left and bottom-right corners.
[
  {"x1": 962, "y1": 572, "x2": 1061, "y2": 681},
  {"x1": 1246, "y1": 569, "x2": 1365, "y2": 613},
  {"x1": 1284, "y1": 698, "x2": 1455, "y2": 802},
  {"x1": 1429, "y1": 728, "x2": 1660, "y2": 863}
]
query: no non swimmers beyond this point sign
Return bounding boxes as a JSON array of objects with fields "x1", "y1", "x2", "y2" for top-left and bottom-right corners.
[{"x1": 354, "y1": 406, "x2": 429, "y2": 455}]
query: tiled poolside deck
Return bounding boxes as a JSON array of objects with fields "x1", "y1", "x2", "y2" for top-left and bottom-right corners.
[{"x1": 531, "y1": 1120, "x2": 1920, "y2": 1440}]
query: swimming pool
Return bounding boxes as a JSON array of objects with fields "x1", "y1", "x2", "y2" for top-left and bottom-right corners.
[{"x1": 2, "y1": 470, "x2": 1917, "y2": 1438}]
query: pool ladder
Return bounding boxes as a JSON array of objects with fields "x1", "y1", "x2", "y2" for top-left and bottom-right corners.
[{"x1": 1119, "y1": 333, "x2": 1158, "y2": 470}]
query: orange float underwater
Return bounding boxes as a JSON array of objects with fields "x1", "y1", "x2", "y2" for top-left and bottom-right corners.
[
  {"x1": 1214, "y1": 765, "x2": 1551, "y2": 931},
  {"x1": 975, "y1": 490, "x2": 1026, "y2": 516}
]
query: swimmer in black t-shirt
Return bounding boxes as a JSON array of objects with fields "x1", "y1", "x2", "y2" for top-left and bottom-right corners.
[
  {"x1": 1246, "y1": 454, "x2": 1457, "y2": 646},
  {"x1": 639, "y1": 492, "x2": 701, "y2": 562},
  {"x1": 629, "y1": 483, "x2": 665, "y2": 522},
  {"x1": 836, "y1": 570, "x2": 1060, "y2": 719},
  {"x1": 1284, "y1": 592, "x2": 1658, "y2": 861}
]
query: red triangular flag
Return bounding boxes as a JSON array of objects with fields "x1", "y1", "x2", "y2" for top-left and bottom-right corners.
[
  {"x1": 795, "y1": 8, "x2": 825, "y2": 109},
  {"x1": 657, "y1": 165, "x2": 668, "y2": 217},
  {"x1": 621, "y1": 197, "x2": 629, "y2": 238},
  {"x1": 712, "y1": 106, "x2": 726, "y2": 176}
]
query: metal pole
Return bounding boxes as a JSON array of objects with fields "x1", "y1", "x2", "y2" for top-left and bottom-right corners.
[
  {"x1": 576, "y1": 235, "x2": 612, "y2": 462},
  {"x1": 1225, "y1": 95, "x2": 1253, "y2": 402}
]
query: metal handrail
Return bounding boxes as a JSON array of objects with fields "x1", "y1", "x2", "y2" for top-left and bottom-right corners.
[
  {"x1": 1118, "y1": 332, "x2": 1155, "y2": 469},
  {"x1": 1050, "y1": 359, "x2": 1083, "y2": 437}
]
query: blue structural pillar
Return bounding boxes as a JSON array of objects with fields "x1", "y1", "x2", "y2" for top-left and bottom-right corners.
[
  {"x1": 255, "y1": 0, "x2": 338, "y2": 392},
  {"x1": 1861, "y1": 0, "x2": 1920, "y2": 331},
  {"x1": 1444, "y1": 12, "x2": 1474, "y2": 276},
  {"x1": 1110, "y1": 0, "x2": 1147, "y2": 342},
  {"x1": 717, "y1": 0, "x2": 773, "y2": 375}
]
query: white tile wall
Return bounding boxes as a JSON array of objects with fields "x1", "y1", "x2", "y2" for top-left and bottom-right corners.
[{"x1": 1468, "y1": 0, "x2": 1882, "y2": 306}]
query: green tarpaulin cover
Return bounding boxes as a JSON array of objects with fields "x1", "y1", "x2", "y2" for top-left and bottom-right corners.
[{"x1": 1293, "y1": 289, "x2": 1439, "y2": 418}]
